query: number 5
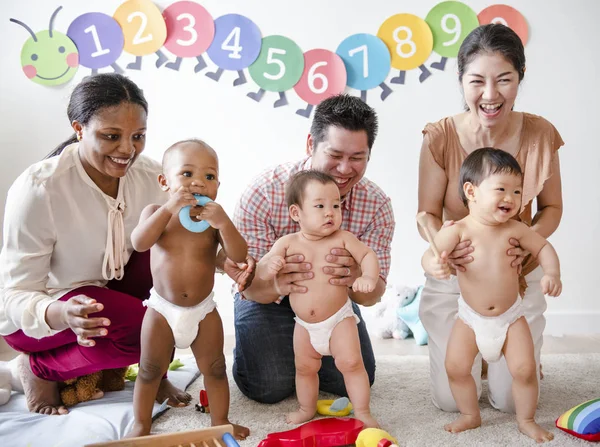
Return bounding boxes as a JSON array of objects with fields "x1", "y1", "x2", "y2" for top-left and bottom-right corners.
[{"x1": 264, "y1": 48, "x2": 286, "y2": 81}]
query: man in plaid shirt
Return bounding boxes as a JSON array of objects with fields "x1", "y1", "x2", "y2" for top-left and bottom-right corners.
[{"x1": 219, "y1": 95, "x2": 395, "y2": 404}]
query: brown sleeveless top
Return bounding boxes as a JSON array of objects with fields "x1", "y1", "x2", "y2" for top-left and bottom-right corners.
[{"x1": 422, "y1": 112, "x2": 564, "y2": 291}]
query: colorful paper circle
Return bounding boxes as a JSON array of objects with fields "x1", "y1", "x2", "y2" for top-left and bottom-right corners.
[
  {"x1": 426, "y1": 1, "x2": 479, "y2": 57},
  {"x1": 377, "y1": 14, "x2": 433, "y2": 70},
  {"x1": 163, "y1": 1, "x2": 214, "y2": 58},
  {"x1": 206, "y1": 14, "x2": 261, "y2": 70},
  {"x1": 20, "y1": 31, "x2": 79, "y2": 86},
  {"x1": 478, "y1": 5, "x2": 529, "y2": 45},
  {"x1": 113, "y1": 0, "x2": 167, "y2": 56},
  {"x1": 336, "y1": 33, "x2": 391, "y2": 91},
  {"x1": 294, "y1": 49, "x2": 347, "y2": 106},
  {"x1": 67, "y1": 13, "x2": 124, "y2": 69},
  {"x1": 248, "y1": 35, "x2": 304, "y2": 92}
]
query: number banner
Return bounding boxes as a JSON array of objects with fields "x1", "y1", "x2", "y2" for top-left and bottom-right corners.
[
  {"x1": 163, "y1": 1, "x2": 214, "y2": 58},
  {"x1": 206, "y1": 14, "x2": 261, "y2": 71},
  {"x1": 425, "y1": 1, "x2": 479, "y2": 57},
  {"x1": 478, "y1": 4, "x2": 528, "y2": 45},
  {"x1": 113, "y1": 0, "x2": 167, "y2": 56},
  {"x1": 67, "y1": 13, "x2": 124, "y2": 69},
  {"x1": 294, "y1": 49, "x2": 346, "y2": 106}
]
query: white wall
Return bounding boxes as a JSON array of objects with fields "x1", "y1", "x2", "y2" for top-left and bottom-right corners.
[{"x1": 1, "y1": 0, "x2": 598, "y2": 336}]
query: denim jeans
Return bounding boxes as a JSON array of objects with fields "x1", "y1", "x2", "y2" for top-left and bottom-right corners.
[{"x1": 232, "y1": 293, "x2": 376, "y2": 404}]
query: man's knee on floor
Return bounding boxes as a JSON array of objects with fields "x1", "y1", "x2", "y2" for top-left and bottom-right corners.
[
  {"x1": 234, "y1": 374, "x2": 294, "y2": 404},
  {"x1": 433, "y1": 386, "x2": 459, "y2": 412}
]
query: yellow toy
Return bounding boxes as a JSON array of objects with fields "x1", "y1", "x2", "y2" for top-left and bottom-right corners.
[
  {"x1": 316, "y1": 397, "x2": 353, "y2": 416},
  {"x1": 355, "y1": 428, "x2": 398, "y2": 447}
]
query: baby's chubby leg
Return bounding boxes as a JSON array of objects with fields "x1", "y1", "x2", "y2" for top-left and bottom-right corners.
[
  {"x1": 286, "y1": 323, "x2": 321, "y2": 425},
  {"x1": 444, "y1": 319, "x2": 481, "y2": 433},
  {"x1": 329, "y1": 317, "x2": 379, "y2": 429},
  {"x1": 191, "y1": 309, "x2": 249, "y2": 440},
  {"x1": 504, "y1": 317, "x2": 554, "y2": 443},
  {"x1": 127, "y1": 309, "x2": 175, "y2": 438}
]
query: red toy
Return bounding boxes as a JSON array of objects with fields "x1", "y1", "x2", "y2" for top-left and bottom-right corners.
[
  {"x1": 257, "y1": 417, "x2": 364, "y2": 447},
  {"x1": 195, "y1": 389, "x2": 210, "y2": 414}
]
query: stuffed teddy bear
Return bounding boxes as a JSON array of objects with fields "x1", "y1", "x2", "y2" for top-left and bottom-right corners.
[
  {"x1": 371, "y1": 284, "x2": 419, "y2": 340},
  {"x1": 0, "y1": 357, "x2": 24, "y2": 405},
  {"x1": 58, "y1": 367, "x2": 128, "y2": 407}
]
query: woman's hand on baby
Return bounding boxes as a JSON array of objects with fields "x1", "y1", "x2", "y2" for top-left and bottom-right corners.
[
  {"x1": 541, "y1": 274, "x2": 562, "y2": 297},
  {"x1": 323, "y1": 248, "x2": 359, "y2": 286},
  {"x1": 508, "y1": 238, "x2": 529, "y2": 275},
  {"x1": 352, "y1": 275, "x2": 377, "y2": 293},
  {"x1": 61, "y1": 295, "x2": 110, "y2": 347},
  {"x1": 165, "y1": 186, "x2": 198, "y2": 215}
]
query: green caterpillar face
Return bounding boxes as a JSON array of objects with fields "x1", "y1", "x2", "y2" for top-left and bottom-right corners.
[{"x1": 20, "y1": 30, "x2": 79, "y2": 86}]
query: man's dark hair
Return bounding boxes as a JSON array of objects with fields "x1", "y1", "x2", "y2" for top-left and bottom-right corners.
[
  {"x1": 310, "y1": 94, "x2": 378, "y2": 152},
  {"x1": 286, "y1": 170, "x2": 338, "y2": 208},
  {"x1": 459, "y1": 147, "x2": 522, "y2": 207}
]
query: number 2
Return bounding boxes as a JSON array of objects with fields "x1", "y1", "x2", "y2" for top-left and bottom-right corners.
[
  {"x1": 176, "y1": 13, "x2": 197, "y2": 47},
  {"x1": 128, "y1": 12, "x2": 153, "y2": 45},
  {"x1": 349, "y1": 44, "x2": 369, "y2": 78},
  {"x1": 222, "y1": 27, "x2": 242, "y2": 59},
  {"x1": 84, "y1": 25, "x2": 110, "y2": 57}
]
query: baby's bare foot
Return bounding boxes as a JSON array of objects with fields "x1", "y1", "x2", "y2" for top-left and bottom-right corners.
[
  {"x1": 354, "y1": 410, "x2": 380, "y2": 429},
  {"x1": 286, "y1": 407, "x2": 316, "y2": 425},
  {"x1": 125, "y1": 421, "x2": 151, "y2": 438},
  {"x1": 18, "y1": 354, "x2": 68, "y2": 415},
  {"x1": 444, "y1": 414, "x2": 481, "y2": 433},
  {"x1": 212, "y1": 419, "x2": 250, "y2": 440},
  {"x1": 156, "y1": 378, "x2": 191, "y2": 407},
  {"x1": 518, "y1": 420, "x2": 554, "y2": 443}
]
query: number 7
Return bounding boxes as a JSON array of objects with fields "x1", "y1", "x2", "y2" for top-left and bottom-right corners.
[{"x1": 349, "y1": 44, "x2": 368, "y2": 78}]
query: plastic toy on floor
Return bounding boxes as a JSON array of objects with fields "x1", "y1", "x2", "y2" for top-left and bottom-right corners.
[
  {"x1": 555, "y1": 398, "x2": 600, "y2": 442},
  {"x1": 257, "y1": 417, "x2": 364, "y2": 446},
  {"x1": 355, "y1": 428, "x2": 398, "y2": 447},
  {"x1": 195, "y1": 389, "x2": 210, "y2": 413},
  {"x1": 397, "y1": 285, "x2": 428, "y2": 345},
  {"x1": 125, "y1": 358, "x2": 185, "y2": 381},
  {"x1": 316, "y1": 397, "x2": 353, "y2": 416}
]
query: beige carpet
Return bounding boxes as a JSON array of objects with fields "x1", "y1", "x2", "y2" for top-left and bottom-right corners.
[{"x1": 153, "y1": 354, "x2": 599, "y2": 446}]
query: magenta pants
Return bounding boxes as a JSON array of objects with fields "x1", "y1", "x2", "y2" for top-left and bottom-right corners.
[{"x1": 3, "y1": 250, "x2": 160, "y2": 382}]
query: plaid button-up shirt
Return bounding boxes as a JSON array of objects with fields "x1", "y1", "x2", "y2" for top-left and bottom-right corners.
[{"x1": 233, "y1": 157, "x2": 395, "y2": 283}]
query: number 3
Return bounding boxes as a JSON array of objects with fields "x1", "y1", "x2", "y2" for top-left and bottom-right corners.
[{"x1": 176, "y1": 13, "x2": 197, "y2": 47}]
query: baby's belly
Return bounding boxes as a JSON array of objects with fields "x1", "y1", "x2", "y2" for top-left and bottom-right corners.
[
  {"x1": 459, "y1": 265, "x2": 520, "y2": 316},
  {"x1": 290, "y1": 280, "x2": 348, "y2": 324}
]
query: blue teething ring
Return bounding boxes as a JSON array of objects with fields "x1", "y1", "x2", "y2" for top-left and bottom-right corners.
[
  {"x1": 179, "y1": 194, "x2": 212, "y2": 233},
  {"x1": 222, "y1": 433, "x2": 240, "y2": 447}
]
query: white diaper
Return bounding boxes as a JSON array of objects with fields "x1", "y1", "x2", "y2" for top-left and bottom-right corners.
[
  {"x1": 294, "y1": 298, "x2": 360, "y2": 356},
  {"x1": 457, "y1": 295, "x2": 524, "y2": 363},
  {"x1": 143, "y1": 288, "x2": 217, "y2": 349}
]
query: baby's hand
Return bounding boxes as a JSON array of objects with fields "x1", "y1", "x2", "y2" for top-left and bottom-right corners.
[
  {"x1": 427, "y1": 251, "x2": 451, "y2": 280},
  {"x1": 352, "y1": 275, "x2": 377, "y2": 293},
  {"x1": 197, "y1": 202, "x2": 230, "y2": 229},
  {"x1": 261, "y1": 255, "x2": 286, "y2": 280},
  {"x1": 541, "y1": 274, "x2": 562, "y2": 297},
  {"x1": 165, "y1": 186, "x2": 198, "y2": 215}
]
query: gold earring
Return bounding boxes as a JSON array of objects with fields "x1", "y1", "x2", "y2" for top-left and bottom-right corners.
[{"x1": 77, "y1": 133, "x2": 82, "y2": 141}]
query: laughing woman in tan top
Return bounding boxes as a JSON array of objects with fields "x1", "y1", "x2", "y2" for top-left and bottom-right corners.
[{"x1": 417, "y1": 24, "x2": 564, "y2": 414}]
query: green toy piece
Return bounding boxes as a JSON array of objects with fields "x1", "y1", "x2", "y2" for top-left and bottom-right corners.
[{"x1": 125, "y1": 358, "x2": 185, "y2": 381}]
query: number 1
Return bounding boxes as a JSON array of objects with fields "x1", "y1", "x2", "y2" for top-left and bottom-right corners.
[
  {"x1": 84, "y1": 25, "x2": 110, "y2": 57},
  {"x1": 349, "y1": 44, "x2": 369, "y2": 78}
]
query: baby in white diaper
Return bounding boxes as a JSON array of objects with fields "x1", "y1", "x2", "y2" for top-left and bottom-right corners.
[
  {"x1": 431, "y1": 148, "x2": 561, "y2": 442},
  {"x1": 256, "y1": 170, "x2": 380, "y2": 428},
  {"x1": 126, "y1": 139, "x2": 249, "y2": 440}
]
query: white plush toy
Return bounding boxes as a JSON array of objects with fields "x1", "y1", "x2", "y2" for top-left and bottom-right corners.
[
  {"x1": 372, "y1": 284, "x2": 418, "y2": 340},
  {"x1": 0, "y1": 357, "x2": 23, "y2": 405}
]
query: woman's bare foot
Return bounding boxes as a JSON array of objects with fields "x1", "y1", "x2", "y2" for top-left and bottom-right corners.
[
  {"x1": 18, "y1": 354, "x2": 68, "y2": 415},
  {"x1": 518, "y1": 420, "x2": 554, "y2": 443},
  {"x1": 286, "y1": 407, "x2": 315, "y2": 425},
  {"x1": 444, "y1": 414, "x2": 481, "y2": 433},
  {"x1": 156, "y1": 378, "x2": 191, "y2": 407},
  {"x1": 125, "y1": 421, "x2": 151, "y2": 438},
  {"x1": 213, "y1": 420, "x2": 249, "y2": 440},
  {"x1": 354, "y1": 410, "x2": 380, "y2": 429}
]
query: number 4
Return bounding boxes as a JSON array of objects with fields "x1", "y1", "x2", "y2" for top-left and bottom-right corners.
[{"x1": 222, "y1": 27, "x2": 242, "y2": 59}]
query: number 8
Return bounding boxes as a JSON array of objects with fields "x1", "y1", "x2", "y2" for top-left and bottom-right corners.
[{"x1": 393, "y1": 26, "x2": 416, "y2": 59}]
